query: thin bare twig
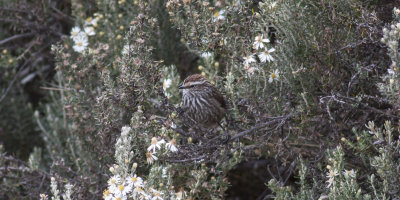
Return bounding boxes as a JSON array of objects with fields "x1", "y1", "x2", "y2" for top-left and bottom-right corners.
[
  {"x1": 346, "y1": 64, "x2": 375, "y2": 97},
  {"x1": 230, "y1": 113, "x2": 293, "y2": 141},
  {"x1": 40, "y1": 86, "x2": 74, "y2": 91},
  {"x1": 167, "y1": 155, "x2": 206, "y2": 163},
  {"x1": 0, "y1": 66, "x2": 25, "y2": 103},
  {"x1": 0, "y1": 32, "x2": 34, "y2": 46}
]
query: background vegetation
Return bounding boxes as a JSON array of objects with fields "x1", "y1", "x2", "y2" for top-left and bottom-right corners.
[{"x1": 1, "y1": 0, "x2": 399, "y2": 199}]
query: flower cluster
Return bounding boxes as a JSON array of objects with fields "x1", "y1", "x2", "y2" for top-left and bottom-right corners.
[
  {"x1": 50, "y1": 177, "x2": 60, "y2": 200},
  {"x1": 104, "y1": 174, "x2": 146, "y2": 200},
  {"x1": 325, "y1": 167, "x2": 356, "y2": 188},
  {"x1": 69, "y1": 15, "x2": 101, "y2": 53},
  {"x1": 18, "y1": 0, "x2": 400, "y2": 199},
  {"x1": 268, "y1": 119, "x2": 400, "y2": 199},
  {"x1": 103, "y1": 125, "x2": 187, "y2": 200},
  {"x1": 325, "y1": 168, "x2": 338, "y2": 188},
  {"x1": 322, "y1": 146, "x2": 362, "y2": 199},
  {"x1": 40, "y1": 177, "x2": 75, "y2": 200},
  {"x1": 146, "y1": 137, "x2": 178, "y2": 165},
  {"x1": 242, "y1": 34, "x2": 279, "y2": 81}
]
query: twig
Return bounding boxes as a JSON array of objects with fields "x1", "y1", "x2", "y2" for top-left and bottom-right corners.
[
  {"x1": 0, "y1": 32, "x2": 34, "y2": 46},
  {"x1": 0, "y1": 66, "x2": 24, "y2": 103},
  {"x1": 346, "y1": 64, "x2": 375, "y2": 97},
  {"x1": 283, "y1": 160, "x2": 296, "y2": 185},
  {"x1": 167, "y1": 155, "x2": 206, "y2": 163},
  {"x1": 229, "y1": 113, "x2": 293, "y2": 141},
  {"x1": 40, "y1": 86, "x2": 73, "y2": 91},
  {"x1": 56, "y1": 71, "x2": 67, "y2": 129}
]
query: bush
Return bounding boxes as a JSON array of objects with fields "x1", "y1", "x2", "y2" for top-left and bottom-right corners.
[{"x1": 1, "y1": 0, "x2": 400, "y2": 199}]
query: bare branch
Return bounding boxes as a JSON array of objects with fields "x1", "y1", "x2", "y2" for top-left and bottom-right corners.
[
  {"x1": 0, "y1": 32, "x2": 34, "y2": 46},
  {"x1": 167, "y1": 155, "x2": 206, "y2": 163},
  {"x1": 229, "y1": 113, "x2": 293, "y2": 141}
]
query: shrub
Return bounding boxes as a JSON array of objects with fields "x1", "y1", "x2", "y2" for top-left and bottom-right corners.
[{"x1": 1, "y1": 0, "x2": 400, "y2": 199}]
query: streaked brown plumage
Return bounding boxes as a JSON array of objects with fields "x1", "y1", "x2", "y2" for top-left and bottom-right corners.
[{"x1": 179, "y1": 74, "x2": 226, "y2": 128}]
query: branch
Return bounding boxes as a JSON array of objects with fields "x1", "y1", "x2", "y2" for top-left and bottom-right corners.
[
  {"x1": 346, "y1": 64, "x2": 375, "y2": 97},
  {"x1": 0, "y1": 69, "x2": 20, "y2": 103},
  {"x1": 167, "y1": 155, "x2": 206, "y2": 163},
  {"x1": 229, "y1": 113, "x2": 293, "y2": 141},
  {"x1": 0, "y1": 32, "x2": 34, "y2": 46}
]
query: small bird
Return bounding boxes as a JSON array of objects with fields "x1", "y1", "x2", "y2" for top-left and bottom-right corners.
[{"x1": 179, "y1": 74, "x2": 226, "y2": 128}]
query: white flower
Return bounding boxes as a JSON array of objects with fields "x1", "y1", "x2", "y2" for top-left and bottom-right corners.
[
  {"x1": 253, "y1": 35, "x2": 270, "y2": 50},
  {"x1": 84, "y1": 17, "x2": 98, "y2": 26},
  {"x1": 243, "y1": 54, "x2": 256, "y2": 66},
  {"x1": 133, "y1": 187, "x2": 149, "y2": 199},
  {"x1": 151, "y1": 189, "x2": 164, "y2": 200},
  {"x1": 147, "y1": 137, "x2": 162, "y2": 153},
  {"x1": 163, "y1": 79, "x2": 172, "y2": 91},
  {"x1": 84, "y1": 26, "x2": 96, "y2": 36},
  {"x1": 342, "y1": 169, "x2": 356, "y2": 178},
  {"x1": 201, "y1": 52, "x2": 212, "y2": 59},
  {"x1": 158, "y1": 139, "x2": 166, "y2": 145},
  {"x1": 269, "y1": 1, "x2": 277, "y2": 9},
  {"x1": 72, "y1": 34, "x2": 88, "y2": 53},
  {"x1": 213, "y1": 10, "x2": 225, "y2": 22},
  {"x1": 114, "y1": 193, "x2": 128, "y2": 200},
  {"x1": 107, "y1": 175, "x2": 121, "y2": 194},
  {"x1": 268, "y1": 69, "x2": 280, "y2": 83},
  {"x1": 146, "y1": 152, "x2": 158, "y2": 164},
  {"x1": 71, "y1": 32, "x2": 86, "y2": 43},
  {"x1": 116, "y1": 183, "x2": 132, "y2": 196},
  {"x1": 388, "y1": 68, "x2": 395, "y2": 75},
  {"x1": 152, "y1": 194, "x2": 164, "y2": 200},
  {"x1": 127, "y1": 174, "x2": 144, "y2": 188},
  {"x1": 165, "y1": 92, "x2": 172, "y2": 99},
  {"x1": 166, "y1": 139, "x2": 178, "y2": 152},
  {"x1": 39, "y1": 193, "x2": 48, "y2": 200},
  {"x1": 122, "y1": 45, "x2": 134, "y2": 55},
  {"x1": 258, "y1": 48, "x2": 275, "y2": 62},
  {"x1": 326, "y1": 177, "x2": 334, "y2": 188},
  {"x1": 103, "y1": 189, "x2": 113, "y2": 200},
  {"x1": 70, "y1": 27, "x2": 82, "y2": 38},
  {"x1": 244, "y1": 65, "x2": 257, "y2": 75},
  {"x1": 326, "y1": 169, "x2": 339, "y2": 179}
]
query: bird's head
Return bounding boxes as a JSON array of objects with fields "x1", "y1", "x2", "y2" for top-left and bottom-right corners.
[{"x1": 178, "y1": 74, "x2": 210, "y2": 92}]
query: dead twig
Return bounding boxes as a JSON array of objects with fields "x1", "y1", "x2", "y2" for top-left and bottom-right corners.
[
  {"x1": 0, "y1": 32, "x2": 34, "y2": 46},
  {"x1": 229, "y1": 113, "x2": 293, "y2": 141}
]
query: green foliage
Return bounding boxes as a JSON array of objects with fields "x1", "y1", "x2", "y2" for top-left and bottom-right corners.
[
  {"x1": 269, "y1": 121, "x2": 400, "y2": 199},
  {"x1": 28, "y1": 147, "x2": 42, "y2": 171},
  {"x1": 0, "y1": 0, "x2": 71, "y2": 159},
  {"x1": 2, "y1": 0, "x2": 400, "y2": 199},
  {"x1": 379, "y1": 8, "x2": 400, "y2": 105}
]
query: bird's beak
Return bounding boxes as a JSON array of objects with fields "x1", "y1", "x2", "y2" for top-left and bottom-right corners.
[{"x1": 178, "y1": 83, "x2": 184, "y2": 89}]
